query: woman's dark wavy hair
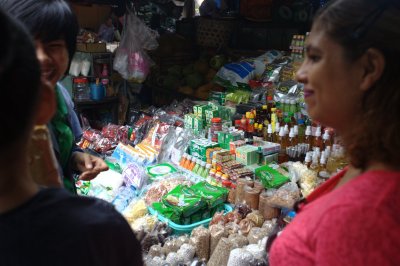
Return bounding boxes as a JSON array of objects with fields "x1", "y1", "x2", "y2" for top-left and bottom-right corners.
[
  {"x1": 313, "y1": 0, "x2": 400, "y2": 170},
  {"x1": 0, "y1": 0, "x2": 79, "y2": 62}
]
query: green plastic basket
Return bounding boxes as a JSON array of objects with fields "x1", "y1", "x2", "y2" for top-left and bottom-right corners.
[{"x1": 148, "y1": 203, "x2": 233, "y2": 235}]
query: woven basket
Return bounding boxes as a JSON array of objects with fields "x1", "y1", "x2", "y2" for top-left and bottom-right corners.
[{"x1": 196, "y1": 17, "x2": 235, "y2": 48}]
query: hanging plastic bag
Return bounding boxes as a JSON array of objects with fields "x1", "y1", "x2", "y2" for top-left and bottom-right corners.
[{"x1": 113, "y1": 10, "x2": 159, "y2": 83}]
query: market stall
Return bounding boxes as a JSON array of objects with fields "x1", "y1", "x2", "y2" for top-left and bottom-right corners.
[{"x1": 74, "y1": 31, "x2": 347, "y2": 266}]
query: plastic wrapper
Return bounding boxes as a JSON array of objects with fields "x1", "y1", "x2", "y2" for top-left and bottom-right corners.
[
  {"x1": 123, "y1": 199, "x2": 147, "y2": 223},
  {"x1": 177, "y1": 244, "x2": 196, "y2": 263},
  {"x1": 130, "y1": 114, "x2": 153, "y2": 145},
  {"x1": 82, "y1": 128, "x2": 102, "y2": 142},
  {"x1": 131, "y1": 215, "x2": 157, "y2": 233},
  {"x1": 101, "y1": 124, "x2": 130, "y2": 144},
  {"x1": 235, "y1": 178, "x2": 254, "y2": 204},
  {"x1": 262, "y1": 219, "x2": 278, "y2": 236},
  {"x1": 122, "y1": 162, "x2": 147, "y2": 189},
  {"x1": 112, "y1": 185, "x2": 137, "y2": 213},
  {"x1": 141, "y1": 234, "x2": 161, "y2": 253},
  {"x1": 245, "y1": 243, "x2": 267, "y2": 261},
  {"x1": 209, "y1": 224, "x2": 228, "y2": 255},
  {"x1": 148, "y1": 244, "x2": 163, "y2": 258},
  {"x1": 210, "y1": 211, "x2": 225, "y2": 226},
  {"x1": 239, "y1": 218, "x2": 256, "y2": 236},
  {"x1": 236, "y1": 204, "x2": 252, "y2": 219},
  {"x1": 224, "y1": 210, "x2": 242, "y2": 225},
  {"x1": 165, "y1": 252, "x2": 184, "y2": 266},
  {"x1": 190, "y1": 226, "x2": 210, "y2": 261},
  {"x1": 247, "y1": 227, "x2": 269, "y2": 245},
  {"x1": 145, "y1": 256, "x2": 164, "y2": 266},
  {"x1": 144, "y1": 176, "x2": 192, "y2": 206},
  {"x1": 259, "y1": 191, "x2": 280, "y2": 220},
  {"x1": 215, "y1": 61, "x2": 255, "y2": 87},
  {"x1": 93, "y1": 137, "x2": 116, "y2": 153},
  {"x1": 177, "y1": 235, "x2": 190, "y2": 246},
  {"x1": 246, "y1": 210, "x2": 265, "y2": 228},
  {"x1": 225, "y1": 222, "x2": 240, "y2": 235},
  {"x1": 266, "y1": 182, "x2": 300, "y2": 209},
  {"x1": 140, "y1": 122, "x2": 171, "y2": 153},
  {"x1": 227, "y1": 248, "x2": 255, "y2": 266},
  {"x1": 162, "y1": 238, "x2": 181, "y2": 255},
  {"x1": 207, "y1": 237, "x2": 234, "y2": 266},
  {"x1": 244, "y1": 186, "x2": 261, "y2": 210},
  {"x1": 113, "y1": 11, "x2": 158, "y2": 82},
  {"x1": 228, "y1": 234, "x2": 249, "y2": 248}
]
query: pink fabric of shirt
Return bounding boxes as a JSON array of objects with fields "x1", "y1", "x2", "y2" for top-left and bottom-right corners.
[{"x1": 270, "y1": 170, "x2": 400, "y2": 266}]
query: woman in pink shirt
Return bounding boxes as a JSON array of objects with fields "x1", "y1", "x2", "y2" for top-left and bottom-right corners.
[{"x1": 269, "y1": 0, "x2": 400, "y2": 265}]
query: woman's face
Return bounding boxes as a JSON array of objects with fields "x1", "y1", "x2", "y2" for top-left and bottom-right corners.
[
  {"x1": 35, "y1": 39, "x2": 69, "y2": 88},
  {"x1": 296, "y1": 29, "x2": 365, "y2": 131}
]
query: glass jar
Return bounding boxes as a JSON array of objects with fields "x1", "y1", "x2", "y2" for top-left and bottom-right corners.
[
  {"x1": 210, "y1": 117, "x2": 222, "y2": 142},
  {"x1": 73, "y1": 77, "x2": 89, "y2": 101}
]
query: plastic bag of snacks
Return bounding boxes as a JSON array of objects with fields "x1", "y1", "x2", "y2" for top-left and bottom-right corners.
[
  {"x1": 122, "y1": 162, "x2": 147, "y2": 189},
  {"x1": 190, "y1": 226, "x2": 211, "y2": 261},
  {"x1": 227, "y1": 248, "x2": 255, "y2": 266},
  {"x1": 209, "y1": 224, "x2": 228, "y2": 255}
]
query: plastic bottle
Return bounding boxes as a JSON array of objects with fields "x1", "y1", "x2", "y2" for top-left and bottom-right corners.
[
  {"x1": 304, "y1": 152, "x2": 312, "y2": 168},
  {"x1": 247, "y1": 112, "x2": 255, "y2": 133},
  {"x1": 266, "y1": 124, "x2": 274, "y2": 142},
  {"x1": 322, "y1": 129, "x2": 333, "y2": 150},
  {"x1": 297, "y1": 119, "x2": 305, "y2": 143},
  {"x1": 267, "y1": 95, "x2": 275, "y2": 112},
  {"x1": 289, "y1": 99, "x2": 297, "y2": 115},
  {"x1": 188, "y1": 157, "x2": 197, "y2": 171},
  {"x1": 274, "y1": 122, "x2": 281, "y2": 142},
  {"x1": 309, "y1": 153, "x2": 320, "y2": 173},
  {"x1": 318, "y1": 154, "x2": 330, "y2": 179},
  {"x1": 270, "y1": 107, "x2": 277, "y2": 133},
  {"x1": 288, "y1": 128, "x2": 298, "y2": 147},
  {"x1": 293, "y1": 125, "x2": 299, "y2": 138},
  {"x1": 196, "y1": 161, "x2": 206, "y2": 176},
  {"x1": 183, "y1": 155, "x2": 192, "y2": 169},
  {"x1": 304, "y1": 125, "x2": 313, "y2": 147},
  {"x1": 179, "y1": 153, "x2": 187, "y2": 167},
  {"x1": 278, "y1": 127, "x2": 288, "y2": 150},
  {"x1": 314, "y1": 127, "x2": 323, "y2": 150},
  {"x1": 283, "y1": 123, "x2": 290, "y2": 136},
  {"x1": 202, "y1": 163, "x2": 211, "y2": 178},
  {"x1": 241, "y1": 114, "x2": 247, "y2": 131},
  {"x1": 262, "y1": 105, "x2": 270, "y2": 126},
  {"x1": 191, "y1": 158, "x2": 200, "y2": 173},
  {"x1": 257, "y1": 124, "x2": 264, "y2": 138}
]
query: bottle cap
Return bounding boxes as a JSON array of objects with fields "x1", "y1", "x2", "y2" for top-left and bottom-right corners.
[
  {"x1": 304, "y1": 153, "x2": 311, "y2": 163},
  {"x1": 211, "y1": 117, "x2": 222, "y2": 123},
  {"x1": 267, "y1": 95, "x2": 273, "y2": 101},
  {"x1": 254, "y1": 123, "x2": 259, "y2": 128},
  {"x1": 298, "y1": 119, "x2": 304, "y2": 125},
  {"x1": 279, "y1": 127, "x2": 286, "y2": 137},
  {"x1": 258, "y1": 124, "x2": 263, "y2": 130},
  {"x1": 271, "y1": 108, "x2": 277, "y2": 112},
  {"x1": 284, "y1": 124, "x2": 289, "y2": 134},
  {"x1": 320, "y1": 154, "x2": 327, "y2": 164},
  {"x1": 293, "y1": 125, "x2": 299, "y2": 135},
  {"x1": 289, "y1": 128, "x2": 295, "y2": 138},
  {"x1": 267, "y1": 124, "x2": 272, "y2": 134},
  {"x1": 315, "y1": 127, "x2": 322, "y2": 136},
  {"x1": 323, "y1": 129, "x2": 330, "y2": 140},
  {"x1": 262, "y1": 105, "x2": 268, "y2": 110},
  {"x1": 305, "y1": 126, "x2": 312, "y2": 136}
]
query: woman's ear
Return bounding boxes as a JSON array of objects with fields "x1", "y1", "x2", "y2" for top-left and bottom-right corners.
[
  {"x1": 34, "y1": 79, "x2": 56, "y2": 125},
  {"x1": 360, "y1": 48, "x2": 385, "y2": 91}
]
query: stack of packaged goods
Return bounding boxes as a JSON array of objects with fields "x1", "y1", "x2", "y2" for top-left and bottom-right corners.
[{"x1": 74, "y1": 39, "x2": 351, "y2": 265}]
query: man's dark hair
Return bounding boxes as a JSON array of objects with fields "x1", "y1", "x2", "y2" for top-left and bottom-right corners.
[
  {"x1": 0, "y1": 0, "x2": 79, "y2": 62},
  {"x1": 0, "y1": 8, "x2": 41, "y2": 148}
]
